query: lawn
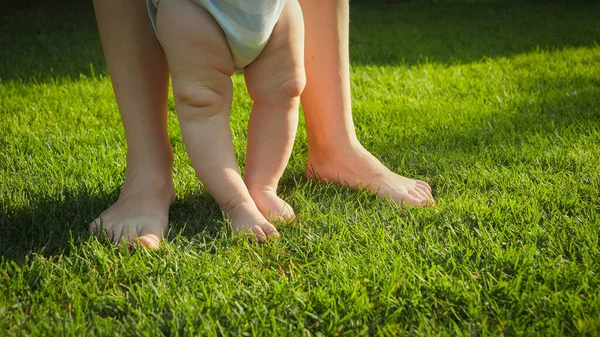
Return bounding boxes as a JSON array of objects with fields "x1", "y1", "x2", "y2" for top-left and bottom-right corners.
[{"x1": 1, "y1": 0, "x2": 600, "y2": 335}]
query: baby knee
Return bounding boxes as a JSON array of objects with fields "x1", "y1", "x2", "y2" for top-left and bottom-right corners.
[
  {"x1": 174, "y1": 80, "x2": 230, "y2": 120},
  {"x1": 278, "y1": 68, "x2": 306, "y2": 99},
  {"x1": 249, "y1": 67, "x2": 306, "y2": 104}
]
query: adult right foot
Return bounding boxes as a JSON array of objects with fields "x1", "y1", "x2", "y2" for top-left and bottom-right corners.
[
  {"x1": 89, "y1": 169, "x2": 175, "y2": 249},
  {"x1": 306, "y1": 141, "x2": 435, "y2": 207}
]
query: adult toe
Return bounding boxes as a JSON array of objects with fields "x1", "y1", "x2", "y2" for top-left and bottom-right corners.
[
  {"x1": 88, "y1": 218, "x2": 100, "y2": 233},
  {"x1": 137, "y1": 234, "x2": 161, "y2": 250},
  {"x1": 416, "y1": 180, "x2": 432, "y2": 193},
  {"x1": 414, "y1": 186, "x2": 431, "y2": 200},
  {"x1": 108, "y1": 223, "x2": 125, "y2": 245},
  {"x1": 392, "y1": 192, "x2": 421, "y2": 207},
  {"x1": 137, "y1": 226, "x2": 164, "y2": 250},
  {"x1": 406, "y1": 190, "x2": 428, "y2": 206}
]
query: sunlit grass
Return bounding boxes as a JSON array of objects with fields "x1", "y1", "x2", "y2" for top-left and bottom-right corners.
[{"x1": 1, "y1": 1, "x2": 599, "y2": 335}]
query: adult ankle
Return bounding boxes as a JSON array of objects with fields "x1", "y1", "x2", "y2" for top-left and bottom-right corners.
[{"x1": 308, "y1": 135, "x2": 362, "y2": 160}]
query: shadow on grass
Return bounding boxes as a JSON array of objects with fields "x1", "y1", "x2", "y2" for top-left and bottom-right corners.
[
  {"x1": 0, "y1": 189, "x2": 225, "y2": 262},
  {"x1": 349, "y1": 0, "x2": 600, "y2": 66},
  {"x1": 0, "y1": 1, "x2": 106, "y2": 83},
  {"x1": 1, "y1": 0, "x2": 599, "y2": 82}
]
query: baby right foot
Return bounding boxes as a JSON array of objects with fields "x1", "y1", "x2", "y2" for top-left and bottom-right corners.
[
  {"x1": 221, "y1": 196, "x2": 280, "y2": 242},
  {"x1": 248, "y1": 187, "x2": 295, "y2": 222}
]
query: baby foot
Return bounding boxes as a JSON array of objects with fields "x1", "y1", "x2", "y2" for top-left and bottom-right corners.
[
  {"x1": 89, "y1": 173, "x2": 175, "y2": 249},
  {"x1": 221, "y1": 196, "x2": 280, "y2": 242},
  {"x1": 306, "y1": 142, "x2": 434, "y2": 206},
  {"x1": 248, "y1": 187, "x2": 295, "y2": 222}
]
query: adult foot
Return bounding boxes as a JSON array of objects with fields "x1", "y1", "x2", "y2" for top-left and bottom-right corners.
[
  {"x1": 247, "y1": 186, "x2": 295, "y2": 222},
  {"x1": 306, "y1": 142, "x2": 434, "y2": 206},
  {"x1": 89, "y1": 170, "x2": 175, "y2": 249},
  {"x1": 221, "y1": 196, "x2": 280, "y2": 242}
]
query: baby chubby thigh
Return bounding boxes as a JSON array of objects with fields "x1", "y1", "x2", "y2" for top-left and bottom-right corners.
[{"x1": 192, "y1": 0, "x2": 289, "y2": 70}]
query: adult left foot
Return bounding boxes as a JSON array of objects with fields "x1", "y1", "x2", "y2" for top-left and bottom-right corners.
[{"x1": 306, "y1": 142, "x2": 434, "y2": 206}]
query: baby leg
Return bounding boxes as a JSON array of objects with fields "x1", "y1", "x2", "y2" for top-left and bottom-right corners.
[
  {"x1": 156, "y1": 0, "x2": 278, "y2": 241},
  {"x1": 243, "y1": 0, "x2": 305, "y2": 222}
]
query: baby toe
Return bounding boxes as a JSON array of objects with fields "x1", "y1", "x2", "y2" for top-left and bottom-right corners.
[{"x1": 260, "y1": 223, "x2": 280, "y2": 239}]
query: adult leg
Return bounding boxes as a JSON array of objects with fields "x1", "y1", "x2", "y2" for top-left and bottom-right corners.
[
  {"x1": 243, "y1": 0, "x2": 305, "y2": 222},
  {"x1": 298, "y1": 0, "x2": 434, "y2": 206},
  {"x1": 156, "y1": 0, "x2": 278, "y2": 242},
  {"x1": 90, "y1": 0, "x2": 175, "y2": 249}
]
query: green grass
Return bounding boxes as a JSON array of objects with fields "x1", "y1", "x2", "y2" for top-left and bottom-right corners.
[{"x1": 2, "y1": 0, "x2": 600, "y2": 335}]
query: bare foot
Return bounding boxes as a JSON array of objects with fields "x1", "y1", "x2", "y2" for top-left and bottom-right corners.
[
  {"x1": 306, "y1": 142, "x2": 434, "y2": 206},
  {"x1": 221, "y1": 196, "x2": 280, "y2": 242},
  {"x1": 247, "y1": 186, "x2": 295, "y2": 222},
  {"x1": 89, "y1": 170, "x2": 175, "y2": 249}
]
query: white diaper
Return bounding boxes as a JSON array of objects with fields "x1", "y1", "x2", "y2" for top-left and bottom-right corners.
[{"x1": 147, "y1": 0, "x2": 288, "y2": 71}]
